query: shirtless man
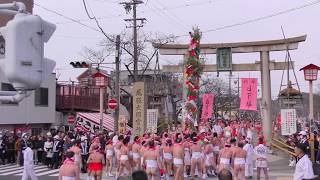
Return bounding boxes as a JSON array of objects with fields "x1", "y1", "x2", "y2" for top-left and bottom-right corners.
[
  {"x1": 183, "y1": 136, "x2": 191, "y2": 178},
  {"x1": 143, "y1": 140, "x2": 162, "y2": 180},
  {"x1": 172, "y1": 137, "x2": 184, "y2": 180},
  {"x1": 118, "y1": 136, "x2": 132, "y2": 178},
  {"x1": 104, "y1": 139, "x2": 114, "y2": 177},
  {"x1": 140, "y1": 141, "x2": 148, "y2": 169},
  {"x1": 163, "y1": 139, "x2": 173, "y2": 179},
  {"x1": 190, "y1": 137, "x2": 203, "y2": 179},
  {"x1": 87, "y1": 145, "x2": 105, "y2": 180},
  {"x1": 114, "y1": 135, "x2": 124, "y2": 173},
  {"x1": 212, "y1": 132, "x2": 220, "y2": 174},
  {"x1": 132, "y1": 136, "x2": 141, "y2": 171},
  {"x1": 89, "y1": 137, "x2": 100, "y2": 154},
  {"x1": 59, "y1": 151, "x2": 80, "y2": 180},
  {"x1": 218, "y1": 143, "x2": 233, "y2": 172},
  {"x1": 232, "y1": 142, "x2": 247, "y2": 180},
  {"x1": 203, "y1": 138, "x2": 214, "y2": 178},
  {"x1": 68, "y1": 140, "x2": 82, "y2": 169}
]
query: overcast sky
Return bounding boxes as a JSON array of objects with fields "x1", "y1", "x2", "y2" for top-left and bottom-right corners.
[{"x1": 33, "y1": 0, "x2": 320, "y2": 97}]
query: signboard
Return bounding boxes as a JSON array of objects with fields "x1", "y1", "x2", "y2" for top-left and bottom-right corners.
[
  {"x1": 67, "y1": 115, "x2": 75, "y2": 124},
  {"x1": 216, "y1": 47, "x2": 232, "y2": 71},
  {"x1": 108, "y1": 99, "x2": 118, "y2": 109},
  {"x1": 240, "y1": 78, "x2": 258, "y2": 111},
  {"x1": 132, "y1": 81, "x2": 146, "y2": 136},
  {"x1": 147, "y1": 109, "x2": 158, "y2": 133},
  {"x1": 280, "y1": 109, "x2": 297, "y2": 135},
  {"x1": 201, "y1": 93, "x2": 214, "y2": 120},
  {"x1": 118, "y1": 115, "x2": 127, "y2": 135}
]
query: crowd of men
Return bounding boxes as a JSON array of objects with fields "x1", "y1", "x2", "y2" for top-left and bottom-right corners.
[{"x1": 0, "y1": 119, "x2": 318, "y2": 180}]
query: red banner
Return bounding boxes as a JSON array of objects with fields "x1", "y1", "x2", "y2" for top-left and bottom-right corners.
[
  {"x1": 240, "y1": 78, "x2": 258, "y2": 111},
  {"x1": 201, "y1": 93, "x2": 214, "y2": 120}
]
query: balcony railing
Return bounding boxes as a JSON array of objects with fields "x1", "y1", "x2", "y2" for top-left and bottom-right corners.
[{"x1": 56, "y1": 84, "x2": 107, "y2": 112}]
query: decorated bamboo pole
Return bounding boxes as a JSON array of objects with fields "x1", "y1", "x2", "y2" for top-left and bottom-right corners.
[{"x1": 183, "y1": 27, "x2": 203, "y2": 132}]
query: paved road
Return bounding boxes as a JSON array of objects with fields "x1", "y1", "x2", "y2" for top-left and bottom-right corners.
[
  {"x1": 0, "y1": 153, "x2": 303, "y2": 180},
  {"x1": 0, "y1": 164, "x2": 59, "y2": 180}
]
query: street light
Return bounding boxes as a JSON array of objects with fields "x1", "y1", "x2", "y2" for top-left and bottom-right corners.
[
  {"x1": 93, "y1": 72, "x2": 109, "y2": 132},
  {"x1": 299, "y1": 63, "x2": 320, "y2": 163}
]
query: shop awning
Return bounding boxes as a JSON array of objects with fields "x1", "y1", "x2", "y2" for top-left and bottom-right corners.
[{"x1": 76, "y1": 112, "x2": 131, "y2": 133}]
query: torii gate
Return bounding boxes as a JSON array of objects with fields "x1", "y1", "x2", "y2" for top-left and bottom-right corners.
[{"x1": 153, "y1": 35, "x2": 306, "y2": 144}]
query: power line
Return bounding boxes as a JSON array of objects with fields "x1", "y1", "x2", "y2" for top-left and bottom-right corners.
[
  {"x1": 185, "y1": 0, "x2": 320, "y2": 37},
  {"x1": 54, "y1": 0, "x2": 217, "y2": 25},
  {"x1": 34, "y1": 3, "x2": 102, "y2": 34},
  {"x1": 146, "y1": 1, "x2": 188, "y2": 33},
  {"x1": 152, "y1": 0, "x2": 190, "y2": 31}
]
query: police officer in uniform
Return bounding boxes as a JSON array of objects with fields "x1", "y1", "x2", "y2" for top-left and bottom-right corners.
[
  {"x1": 80, "y1": 135, "x2": 89, "y2": 173},
  {"x1": 52, "y1": 135, "x2": 63, "y2": 169}
]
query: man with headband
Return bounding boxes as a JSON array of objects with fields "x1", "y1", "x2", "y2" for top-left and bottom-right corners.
[
  {"x1": 58, "y1": 151, "x2": 80, "y2": 180},
  {"x1": 173, "y1": 136, "x2": 184, "y2": 180},
  {"x1": 218, "y1": 142, "x2": 233, "y2": 172},
  {"x1": 143, "y1": 140, "x2": 162, "y2": 180}
]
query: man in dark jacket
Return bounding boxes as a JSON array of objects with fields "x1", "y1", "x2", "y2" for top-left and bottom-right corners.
[
  {"x1": 0, "y1": 135, "x2": 7, "y2": 165},
  {"x1": 6, "y1": 136, "x2": 15, "y2": 164}
]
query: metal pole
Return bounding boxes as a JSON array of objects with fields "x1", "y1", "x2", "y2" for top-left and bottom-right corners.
[
  {"x1": 309, "y1": 80, "x2": 315, "y2": 163},
  {"x1": 99, "y1": 87, "x2": 104, "y2": 131},
  {"x1": 114, "y1": 35, "x2": 121, "y2": 133},
  {"x1": 309, "y1": 80, "x2": 314, "y2": 124},
  {"x1": 260, "y1": 51, "x2": 272, "y2": 145},
  {"x1": 133, "y1": 0, "x2": 138, "y2": 82}
]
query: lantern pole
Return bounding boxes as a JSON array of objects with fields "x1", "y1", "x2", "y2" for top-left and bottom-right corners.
[{"x1": 309, "y1": 79, "x2": 315, "y2": 163}]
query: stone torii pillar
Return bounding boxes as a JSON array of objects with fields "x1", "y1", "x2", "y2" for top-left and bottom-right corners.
[{"x1": 153, "y1": 35, "x2": 307, "y2": 144}]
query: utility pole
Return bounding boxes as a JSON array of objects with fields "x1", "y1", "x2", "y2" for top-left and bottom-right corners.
[
  {"x1": 228, "y1": 72, "x2": 232, "y2": 119},
  {"x1": 120, "y1": 0, "x2": 146, "y2": 82},
  {"x1": 114, "y1": 35, "x2": 121, "y2": 133}
]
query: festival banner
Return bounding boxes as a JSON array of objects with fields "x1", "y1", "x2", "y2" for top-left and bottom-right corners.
[
  {"x1": 280, "y1": 109, "x2": 297, "y2": 135},
  {"x1": 147, "y1": 109, "x2": 158, "y2": 133},
  {"x1": 201, "y1": 93, "x2": 214, "y2": 120},
  {"x1": 240, "y1": 78, "x2": 258, "y2": 111}
]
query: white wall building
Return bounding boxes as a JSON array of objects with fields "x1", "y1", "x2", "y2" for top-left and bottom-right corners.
[{"x1": 0, "y1": 69, "x2": 57, "y2": 135}]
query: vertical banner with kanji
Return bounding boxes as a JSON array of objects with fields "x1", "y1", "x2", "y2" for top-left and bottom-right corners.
[
  {"x1": 133, "y1": 82, "x2": 146, "y2": 136},
  {"x1": 147, "y1": 109, "x2": 158, "y2": 133},
  {"x1": 118, "y1": 115, "x2": 127, "y2": 135},
  {"x1": 201, "y1": 93, "x2": 214, "y2": 120},
  {"x1": 280, "y1": 109, "x2": 297, "y2": 135},
  {"x1": 240, "y1": 78, "x2": 258, "y2": 111}
]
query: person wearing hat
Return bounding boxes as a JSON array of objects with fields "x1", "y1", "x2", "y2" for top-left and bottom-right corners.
[
  {"x1": 298, "y1": 131, "x2": 310, "y2": 156},
  {"x1": 80, "y1": 135, "x2": 89, "y2": 173},
  {"x1": 21, "y1": 141, "x2": 38, "y2": 180},
  {"x1": 293, "y1": 143, "x2": 315, "y2": 180},
  {"x1": 52, "y1": 135, "x2": 63, "y2": 169}
]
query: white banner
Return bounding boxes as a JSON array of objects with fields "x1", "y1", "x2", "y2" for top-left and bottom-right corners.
[
  {"x1": 281, "y1": 109, "x2": 297, "y2": 136},
  {"x1": 147, "y1": 109, "x2": 158, "y2": 133}
]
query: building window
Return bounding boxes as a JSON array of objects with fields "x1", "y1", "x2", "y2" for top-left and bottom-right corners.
[
  {"x1": 1, "y1": 83, "x2": 18, "y2": 105},
  {"x1": 31, "y1": 128, "x2": 42, "y2": 136},
  {"x1": 35, "y1": 88, "x2": 48, "y2": 106}
]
